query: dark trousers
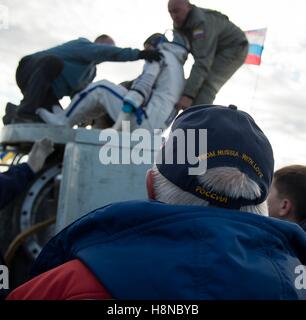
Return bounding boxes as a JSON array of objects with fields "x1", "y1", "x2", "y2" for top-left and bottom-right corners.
[
  {"x1": 193, "y1": 42, "x2": 249, "y2": 105},
  {"x1": 16, "y1": 54, "x2": 64, "y2": 115}
]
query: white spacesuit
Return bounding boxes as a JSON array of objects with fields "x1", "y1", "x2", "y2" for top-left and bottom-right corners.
[{"x1": 37, "y1": 32, "x2": 189, "y2": 132}]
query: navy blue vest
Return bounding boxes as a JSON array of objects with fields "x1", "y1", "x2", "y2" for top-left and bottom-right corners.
[{"x1": 32, "y1": 200, "x2": 306, "y2": 299}]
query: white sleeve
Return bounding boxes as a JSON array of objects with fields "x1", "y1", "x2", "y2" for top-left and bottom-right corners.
[{"x1": 123, "y1": 60, "x2": 162, "y2": 108}]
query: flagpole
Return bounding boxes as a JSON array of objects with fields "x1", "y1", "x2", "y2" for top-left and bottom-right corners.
[{"x1": 249, "y1": 65, "x2": 261, "y2": 113}]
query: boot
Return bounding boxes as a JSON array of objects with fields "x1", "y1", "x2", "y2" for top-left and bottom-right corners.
[{"x1": 2, "y1": 102, "x2": 18, "y2": 125}]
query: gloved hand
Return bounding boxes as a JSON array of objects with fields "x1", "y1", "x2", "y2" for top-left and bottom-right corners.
[
  {"x1": 27, "y1": 138, "x2": 55, "y2": 173},
  {"x1": 138, "y1": 49, "x2": 163, "y2": 62}
]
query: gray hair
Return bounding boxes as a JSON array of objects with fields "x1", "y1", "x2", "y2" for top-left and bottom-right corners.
[{"x1": 152, "y1": 165, "x2": 268, "y2": 216}]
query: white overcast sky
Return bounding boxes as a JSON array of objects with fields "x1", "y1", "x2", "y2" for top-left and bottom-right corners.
[{"x1": 0, "y1": 0, "x2": 305, "y2": 169}]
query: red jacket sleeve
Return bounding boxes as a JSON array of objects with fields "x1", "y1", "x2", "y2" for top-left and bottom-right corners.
[{"x1": 6, "y1": 259, "x2": 112, "y2": 300}]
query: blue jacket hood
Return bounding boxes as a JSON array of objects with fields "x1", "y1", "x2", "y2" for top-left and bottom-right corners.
[{"x1": 32, "y1": 200, "x2": 306, "y2": 300}]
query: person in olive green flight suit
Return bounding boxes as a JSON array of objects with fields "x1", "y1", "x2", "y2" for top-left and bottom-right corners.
[{"x1": 168, "y1": 0, "x2": 249, "y2": 110}]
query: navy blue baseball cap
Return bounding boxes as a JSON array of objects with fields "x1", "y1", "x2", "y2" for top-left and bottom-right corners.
[{"x1": 156, "y1": 105, "x2": 274, "y2": 209}]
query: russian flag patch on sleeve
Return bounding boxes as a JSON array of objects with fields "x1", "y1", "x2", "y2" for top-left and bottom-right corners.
[{"x1": 192, "y1": 28, "x2": 205, "y2": 40}]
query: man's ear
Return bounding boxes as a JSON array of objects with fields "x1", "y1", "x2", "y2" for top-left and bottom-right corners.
[
  {"x1": 278, "y1": 198, "x2": 294, "y2": 218},
  {"x1": 146, "y1": 169, "x2": 156, "y2": 200}
]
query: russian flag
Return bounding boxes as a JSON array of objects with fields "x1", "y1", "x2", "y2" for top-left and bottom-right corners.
[{"x1": 244, "y1": 28, "x2": 267, "y2": 65}]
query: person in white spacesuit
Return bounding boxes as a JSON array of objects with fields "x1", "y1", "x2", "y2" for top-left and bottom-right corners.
[{"x1": 37, "y1": 31, "x2": 189, "y2": 132}]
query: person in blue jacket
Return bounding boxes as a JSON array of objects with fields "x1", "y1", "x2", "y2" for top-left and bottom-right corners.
[
  {"x1": 0, "y1": 138, "x2": 54, "y2": 209},
  {"x1": 0, "y1": 138, "x2": 54, "y2": 299},
  {"x1": 3, "y1": 34, "x2": 162, "y2": 124},
  {"x1": 7, "y1": 105, "x2": 306, "y2": 300}
]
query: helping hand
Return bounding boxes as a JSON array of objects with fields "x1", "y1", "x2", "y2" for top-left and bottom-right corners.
[
  {"x1": 175, "y1": 95, "x2": 193, "y2": 111},
  {"x1": 27, "y1": 138, "x2": 55, "y2": 173},
  {"x1": 138, "y1": 49, "x2": 163, "y2": 62}
]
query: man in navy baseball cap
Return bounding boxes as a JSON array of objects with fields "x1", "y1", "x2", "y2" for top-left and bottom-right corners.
[{"x1": 156, "y1": 104, "x2": 274, "y2": 210}]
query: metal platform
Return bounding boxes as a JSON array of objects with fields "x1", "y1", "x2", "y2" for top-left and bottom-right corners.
[
  {"x1": 0, "y1": 123, "x2": 76, "y2": 145},
  {"x1": 0, "y1": 124, "x2": 157, "y2": 233}
]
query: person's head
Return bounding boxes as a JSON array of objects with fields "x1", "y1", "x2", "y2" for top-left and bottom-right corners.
[
  {"x1": 94, "y1": 34, "x2": 115, "y2": 46},
  {"x1": 143, "y1": 33, "x2": 166, "y2": 50},
  {"x1": 146, "y1": 105, "x2": 274, "y2": 216},
  {"x1": 168, "y1": 0, "x2": 192, "y2": 28},
  {"x1": 143, "y1": 30, "x2": 190, "y2": 62},
  {"x1": 267, "y1": 165, "x2": 306, "y2": 223}
]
